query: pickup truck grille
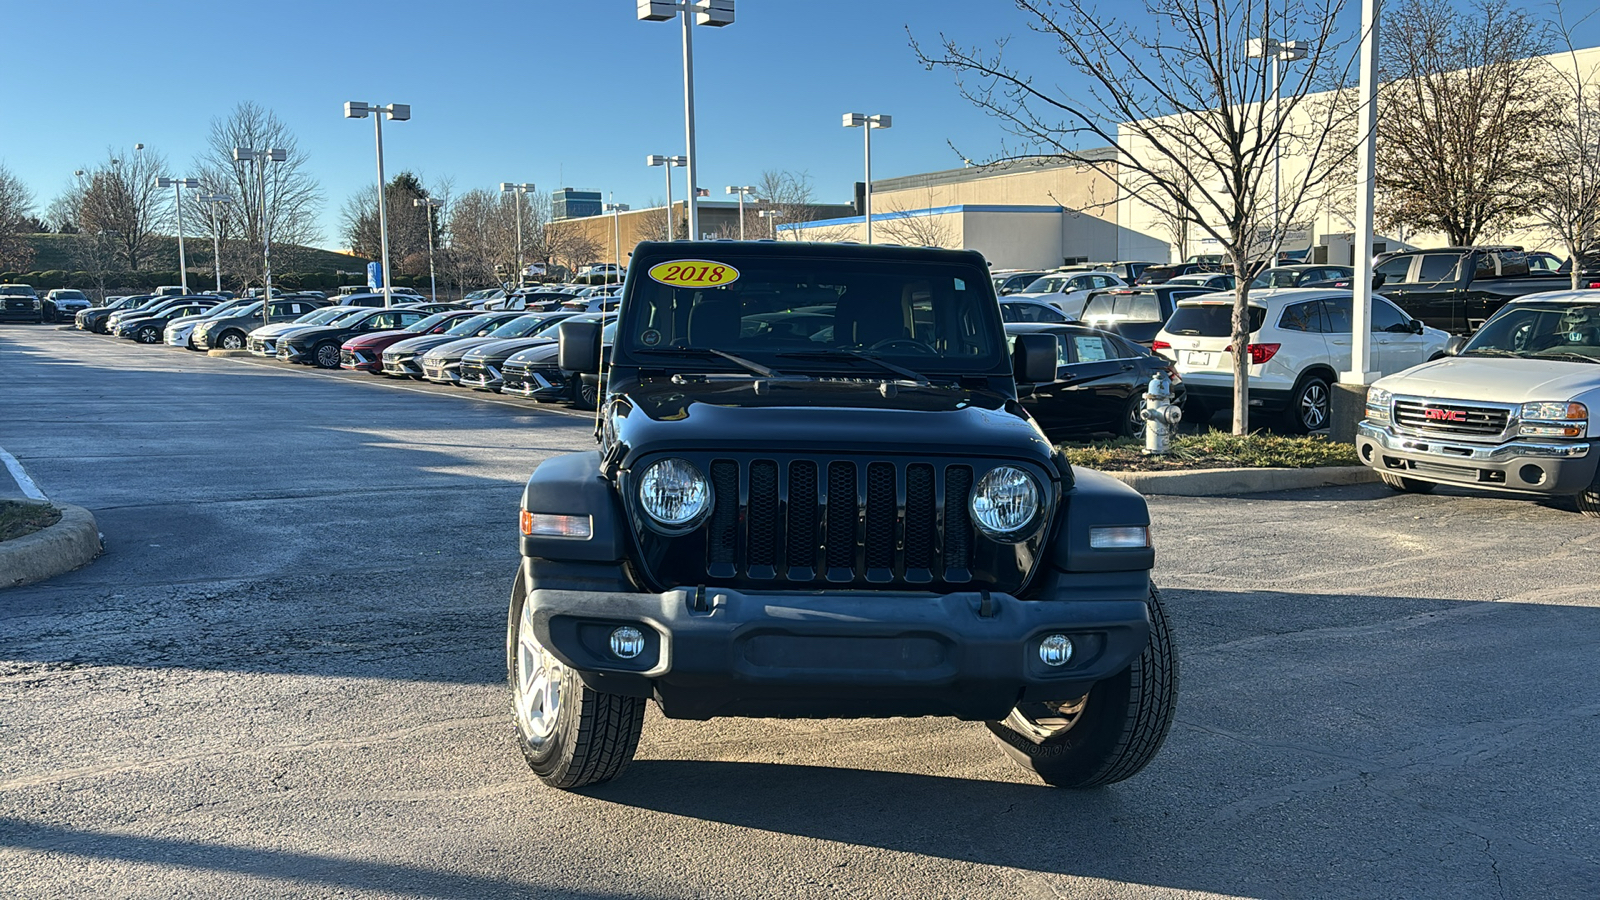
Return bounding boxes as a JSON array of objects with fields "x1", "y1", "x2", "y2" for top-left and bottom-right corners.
[
  {"x1": 624, "y1": 454, "x2": 1046, "y2": 593},
  {"x1": 1392, "y1": 398, "x2": 1510, "y2": 438}
]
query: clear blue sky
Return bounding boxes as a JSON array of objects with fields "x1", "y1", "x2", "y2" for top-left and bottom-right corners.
[{"x1": 5, "y1": 1, "x2": 1597, "y2": 250}]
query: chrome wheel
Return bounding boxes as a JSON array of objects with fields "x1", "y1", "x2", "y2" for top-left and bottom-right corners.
[
  {"x1": 514, "y1": 606, "x2": 563, "y2": 747},
  {"x1": 315, "y1": 343, "x2": 340, "y2": 369},
  {"x1": 220, "y1": 332, "x2": 244, "y2": 350},
  {"x1": 1298, "y1": 379, "x2": 1329, "y2": 431},
  {"x1": 1001, "y1": 695, "x2": 1089, "y2": 744}
]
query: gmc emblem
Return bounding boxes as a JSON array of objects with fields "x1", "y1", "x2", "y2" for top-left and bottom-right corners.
[{"x1": 1424, "y1": 408, "x2": 1468, "y2": 422}]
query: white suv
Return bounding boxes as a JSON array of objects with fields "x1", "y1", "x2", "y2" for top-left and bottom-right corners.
[
  {"x1": 1154, "y1": 288, "x2": 1451, "y2": 431},
  {"x1": 1009, "y1": 270, "x2": 1128, "y2": 319}
]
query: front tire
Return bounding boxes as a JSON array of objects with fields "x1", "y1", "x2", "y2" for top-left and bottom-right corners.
[
  {"x1": 571, "y1": 376, "x2": 598, "y2": 411},
  {"x1": 1379, "y1": 471, "x2": 1437, "y2": 494},
  {"x1": 507, "y1": 572, "x2": 646, "y2": 789},
  {"x1": 1577, "y1": 473, "x2": 1600, "y2": 518},
  {"x1": 987, "y1": 583, "x2": 1178, "y2": 788},
  {"x1": 1116, "y1": 394, "x2": 1146, "y2": 438},
  {"x1": 136, "y1": 325, "x2": 160, "y2": 344},
  {"x1": 218, "y1": 331, "x2": 246, "y2": 351},
  {"x1": 313, "y1": 342, "x2": 341, "y2": 369}
]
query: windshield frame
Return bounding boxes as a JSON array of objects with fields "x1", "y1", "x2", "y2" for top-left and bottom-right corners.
[{"x1": 1461, "y1": 301, "x2": 1600, "y2": 361}]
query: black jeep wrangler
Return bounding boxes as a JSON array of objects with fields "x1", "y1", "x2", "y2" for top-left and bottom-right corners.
[{"x1": 508, "y1": 241, "x2": 1177, "y2": 789}]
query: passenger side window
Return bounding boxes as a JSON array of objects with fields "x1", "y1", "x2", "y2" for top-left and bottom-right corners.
[
  {"x1": 1416, "y1": 254, "x2": 1461, "y2": 283},
  {"x1": 1321, "y1": 298, "x2": 1353, "y2": 333},
  {"x1": 1279, "y1": 301, "x2": 1324, "y2": 333},
  {"x1": 1372, "y1": 300, "x2": 1411, "y2": 333},
  {"x1": 1070, "y1": 334, "x2": 1114, "y2": 362}
]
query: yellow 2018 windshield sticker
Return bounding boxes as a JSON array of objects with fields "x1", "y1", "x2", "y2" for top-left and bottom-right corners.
[{"x1": 647, "y1": 260, "x2": 740, "y2": 288}]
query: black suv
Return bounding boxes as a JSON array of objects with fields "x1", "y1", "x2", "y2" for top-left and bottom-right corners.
[{"x1": 508, "y1": 241, "x2": 1177, "y2": 790}]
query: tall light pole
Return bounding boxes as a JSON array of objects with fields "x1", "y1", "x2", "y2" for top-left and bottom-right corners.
[
  {"x1": 645, "y1": 155, "x2": 686, "y2": 239},
  {"x1": 760, "y1": 208, "x2": 784, "y2": 240},
  {"x1": 604, "y1": 201, "x2": 630, "y2": 276},
  {"x1": 1247, "y1": 36, "x2": 1310, "y2": 261},
  {"x1": 232, "y1": 147, "x2": 287, "y2": 326},
  {"x1": 1345, "y1": 0, "x2": 1382, "y2": 387},
  {"x1": 725, "y1": 185, "x2": 757, "y2": 240},
  {"x1": 499, "y1": 183, "x2": 536, "y2": 288},
  {"x1": 343, "y1": 101, "x2": 411, "y2": 307},
  {"x1": 197, "y1": 193, "x2": 232, "y2": 296},
  {"x1": 413, "y1": 197, "x2": 443, "y2": 302},
  {"x1": 842, "y1": 113, "x2": 892, "y2": 243},
  {"x1": 638, "y1": 0, "x2": 734, "y2": 241},
  {"x1": 156, "y1": 177, "x2": 200, "y2": 293}
]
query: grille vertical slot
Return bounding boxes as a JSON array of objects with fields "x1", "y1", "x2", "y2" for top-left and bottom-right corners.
[
  {"x1": 943, "y1": 465, "x2": 973, "y2": 582},
  {"x1": 825, "y1": 461, "x2": 857, "y2": 581},
  {"x1": 903, "y1": 463, "x2": 935, "y2": 582},
  {"x1": 786, "y1": 460, "x2": 819, "y2": 581},
  {"x1": 707, "y1": 460, "x2": 739, "y2": 578},
  {"x1": 864, "y1": 462, "x2": 897, "y2": 580},
  {"x1": 747, "y1": 460, "x2": 779, "y2": 578}
]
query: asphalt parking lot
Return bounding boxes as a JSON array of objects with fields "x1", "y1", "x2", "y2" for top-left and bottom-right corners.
[{"x1": 2, "y1": 325, "x2": 1598, "y2": 899}]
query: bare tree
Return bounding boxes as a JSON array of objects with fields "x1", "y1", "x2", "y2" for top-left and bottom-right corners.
[
  {"x1": 1525, "y1": 2, "x2": 1600, "y2": 288},
  {"x1": 187, "y1": 102, "x2": 323, "y2": 287},
  {"x1": 340, "y1": 172, "x2": 441, "y2": 273},
  {"x1": 72, "y1": 147, "x2": 169, "y2": 271},
  {"x1": 915, "y1": 0, "x2": 1356, "y2": 434},
  {"x1": 876, "y1": 189, "x2": 959, "y2": 247},
  {"x1": 1376, "y1": 0, "x2": 1556, "y2": 247},
  {"x1": 444, "y1": 188, "x2": 520, "y2": 287},
  {"x1": 0, "y1": 163, "x2": 36, "y2": 272}
]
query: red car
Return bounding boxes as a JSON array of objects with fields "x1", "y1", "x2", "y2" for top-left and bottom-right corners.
[{"x1": 340, "y1": 310, "x2": 477, "y2": 373}]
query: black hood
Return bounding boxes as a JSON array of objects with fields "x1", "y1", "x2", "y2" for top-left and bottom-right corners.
[{"x1": 608, "y1": 378, "x2": 1053, "y2": 469}]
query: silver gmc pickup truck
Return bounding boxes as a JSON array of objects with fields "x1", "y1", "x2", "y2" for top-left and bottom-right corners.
[{"x1": 1357, "y1": 290, "x2": 1600, "y2": 516}]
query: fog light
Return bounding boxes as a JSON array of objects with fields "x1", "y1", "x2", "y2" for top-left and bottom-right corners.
[
  {"x1": 1039, "y1": 634, "x2": 1074, "y2": 667},
  {"x1": 609, "y1": 626, "x2": 645, "y2": 660}
]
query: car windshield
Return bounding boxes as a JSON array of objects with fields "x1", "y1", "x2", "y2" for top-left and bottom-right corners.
[
  {"x1": 1252, "y1": 269, "x2": 1305, "y2": 288},
  {"x1": 621, "y1": 254, "x2": 1005, "y2": 375},
  {"x1": 447, "y1": 314, "x2": 509, "y2": 336},
  {"x1": 1021, "y1": 275, "x2": 1069, "y2": 293},
  {"x1": 491, "y1": 315, "x2": 553, "y2": 338},
  {"x1": 0, "y1": 286, "x2": 35, "y2": 297},
  {"x1": 329, "y1": 308, "x2": 373, "y2": 325},
  {"x1": 295, "y1": 307, "x2": 347, "y2": 324},
  {"x1": 408, "y1": 312, "x2": 460, "y2": 332},
  {"x1": 56, "y1": 290, "x2": 87, "y2": 299},
  {"x1": 1462, "y1": 302, "x2": 1600, "y2": 362}
]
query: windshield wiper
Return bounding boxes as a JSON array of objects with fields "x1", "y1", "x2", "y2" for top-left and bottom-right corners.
[
  {"x1": 1531, "y1": 350, "x2": 1600, "y2": 364},
  {"x1": 775, "y1": 349, "x2": 932, "y2": 385},
  {"x1": 634, "y1": 346, "x2": 787, "y2": 378},
  {"x1": 1461, "y1": 348, "x2": 1522, "y2": 357}
]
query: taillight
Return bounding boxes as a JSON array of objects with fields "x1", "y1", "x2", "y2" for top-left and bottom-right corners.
[
  {"x1": 1224, "y1": 342, "x2": 1281, "y2": 364},
  {"x1": 1151, "y1": 339, "x2": 1172, "y2": 352},
  {"x1": 1589, "y1": 281, "x2": 1600, "y2": 289}
]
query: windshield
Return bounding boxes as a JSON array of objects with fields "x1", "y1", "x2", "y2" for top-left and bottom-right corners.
[
  {"x1": 1021, "y1": 275, "x2": 1069, "y2": 294},
  {"x1": 408, "y1": 312, "x2": 460, "y2": 332},
  {"x1": 621, "y1": 255, "x2": 1004, "y2": 374},
  {"x1": 295, "y1": 306, "x2": 347, "y2": 324},
  {"x1": 55, "y1": 290, "x2": 87, "y2": 300},
  {"x1": 491, "y1": 315, "x2": 554, "y2": 338},
  {"x1": 447, "y1": 313, "x2": 509, "y2": 336},
  {"x1": 1463, "y1": 302, "x2": 1600, "y2": 361},
  {"x1": 0, "y1": 286, "x2": 36, "y2": 297}
]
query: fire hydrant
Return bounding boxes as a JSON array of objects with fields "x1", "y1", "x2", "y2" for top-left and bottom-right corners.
[{"x1": 1142, "y1": 370, "x2": 1183, "y2": 456}]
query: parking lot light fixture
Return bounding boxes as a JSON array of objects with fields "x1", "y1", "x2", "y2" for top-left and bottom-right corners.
[
  {"x1": 413, "y1": 197, "x2": 444, "y2": 302},
  {"x1": 639, "y1": 0, "x2": 734, "y2": 242},
  {"x1": 1246, "y1": 37, "x2": 1311, "y2": 258},
  {"x1": 197, "y1": 193, "x2": 233, "y2": 296},
  {"x1": 604, "y1": 201, "x2": 631, "y2": 277},
  {"x1": 344, "y1": 101, "x2": 412, "y2": 307},
  {"x1": 156, "y1": 176, "x2": 201, "y2": 293},
  {"x1": 725, "y1": 186, "x2": 757, "y2": 240},
  {"x1": 499, "y1": 183, "x2": 537, "y2": 288},
  {"x1": 759, "y1": 208, "x2": 784, "y2": 240},
  {"x1": 842, "y1": 113, "x2": 892, "y2": 243},
  {"x1": 646, "y1": 155, "x2": 687, "y2": 240},
  {"x1": 232, "y1": 147, "x2": 288, "y2": 325}
]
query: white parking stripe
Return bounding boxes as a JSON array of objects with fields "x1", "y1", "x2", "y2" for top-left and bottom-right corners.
[{"x1": 0, "y1": 447, "x2": 49, "y2": 501}]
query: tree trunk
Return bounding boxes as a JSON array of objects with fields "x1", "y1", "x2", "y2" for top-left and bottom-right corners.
[{"x1": 1230, "y1": 269, "x2": 1252, "y2": 435}]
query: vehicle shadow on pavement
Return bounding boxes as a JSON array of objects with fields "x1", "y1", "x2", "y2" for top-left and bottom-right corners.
[{"x1": 0, "y1": 817, "x2": 620, "y2": 900}]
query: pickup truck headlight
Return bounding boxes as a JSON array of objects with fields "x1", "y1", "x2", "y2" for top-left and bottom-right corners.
[
  {"x1": 1365, "y1": 387, "x2": 1392, "y2": 424},
  {"x1": 638, "y1": 458, "x2": 709, "y2": 529},
  {"x1": 1519, "y1": 401, "x2": 1588, "y2": 438},
  {"x1": 970, "y1": 465, "x2": 1042, "y2": 540}
]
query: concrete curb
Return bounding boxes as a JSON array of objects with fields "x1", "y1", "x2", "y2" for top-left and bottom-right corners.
[
  {"x1": 1106, "y1": 465, "x2": 1379, "y2": 496},
  {"x1": 1, "y1": 503, "x2": 102, "y2": 588},
  {"x1": 207, "y1": 349, "x2": 254, "y2": 358}
]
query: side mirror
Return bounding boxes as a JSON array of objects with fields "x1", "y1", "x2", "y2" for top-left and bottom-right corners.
[
  {"x1": 1444, "y1": 335, "x2": 1467, "y2": 356},
  {"x1": 1409, "y1": 319, "x2": 1425, "y2": 335},
  {"x1": 1372, "y1": 273, "x2": 1387, "y2": 289},
  {"x1": 1012, "y1": 333, "x2": 1058, "y2": 384},
  {"x1": 559, "y1": 319, "x2": 603, "y2": 374}
]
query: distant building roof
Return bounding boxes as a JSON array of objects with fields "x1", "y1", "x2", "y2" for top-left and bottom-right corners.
[{"x1": 871, "y1": 148, "x2": 1118, "y2": 193}]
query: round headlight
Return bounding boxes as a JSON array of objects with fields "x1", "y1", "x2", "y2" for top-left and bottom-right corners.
[
  {"x1": 970, "y1": 466, "x2": 1042, "y2": 539},
  {"x1": 638, "y1": 458, "x2": 710, "y2": 529}
]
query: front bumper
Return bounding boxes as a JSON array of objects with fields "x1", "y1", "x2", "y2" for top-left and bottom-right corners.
[
  {"x1": 0, "y1": 309, "x2": 43, "y2": 323},
  {"x1": 501, "y1": 367, "x2": 568, "y2": 399},
  {"x1": 1357, "y1": 421, "x2": 1599, "y2": 495},
  {"x1": 276, "y1": 344, "x2": 306, "y2": 362},
  {"x1": 340, "y1": 347, "x2": 380, "y2": 371},
  {"x1": 519, "y1": 564, "x2": 1152, "y2": 721},
  {"x1": 382, "y1": 354, "x2": 421, "y2": 376},
  {"x1": 249, "y1": 338, "x2": 278, "y2": 356},
  {"x1": 421, "y1": 361, "x2": 460, "y2": 383},
  {"x1": 458, "y1": 362, "x2": 504, "y2": 390}
]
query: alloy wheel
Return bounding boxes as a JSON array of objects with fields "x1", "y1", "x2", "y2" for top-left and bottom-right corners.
[
  {"x1": 514, "y1": 607, "x2": 563, "y2": 747},
  {"x1": 1300, "y1": 382, "x2": 1329, "y2": 431}
]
